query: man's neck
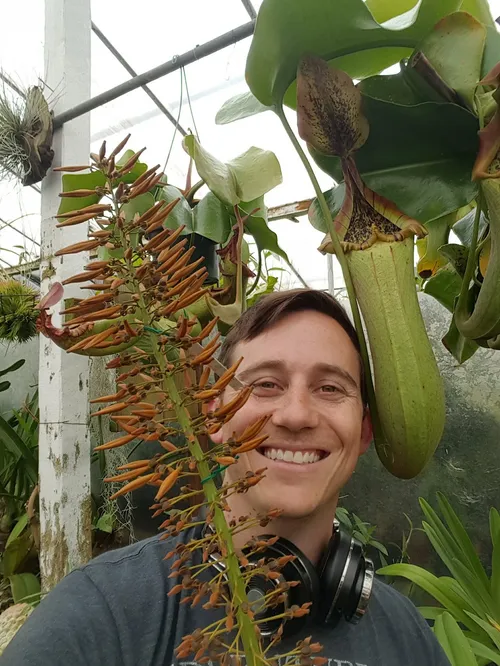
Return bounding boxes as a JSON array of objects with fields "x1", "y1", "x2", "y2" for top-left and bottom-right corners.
[{"x1": 225, "y1": 494, "x2": 338, "y2": 566}]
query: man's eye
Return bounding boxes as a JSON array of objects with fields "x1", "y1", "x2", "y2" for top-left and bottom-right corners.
[
  {"x1": 320, "y1": 385, "x2": 340, "y2": 393},
  {"x1": 253, "y1": 381, "x2": 279, "y2": 391}
]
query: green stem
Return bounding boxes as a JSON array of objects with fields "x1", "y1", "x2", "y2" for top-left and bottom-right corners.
[
  {"x1": 275, "y1": 104, "x2": 383, "y2": 442},
  {"x1": 246, "y1": 250, "x2": 263, "y2": 297}
]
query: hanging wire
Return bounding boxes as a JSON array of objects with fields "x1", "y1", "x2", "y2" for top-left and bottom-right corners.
[
  {"x1": 182, "y1": 66, "x2": 200, "y2": 141},
  {"x1": 162, "y1": 67, "x2": 184, "y2": 175}
]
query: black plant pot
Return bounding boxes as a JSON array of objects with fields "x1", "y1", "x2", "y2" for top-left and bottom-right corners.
[{"x1": 183, "y1": 233, "x2": 219, "y2": 285}]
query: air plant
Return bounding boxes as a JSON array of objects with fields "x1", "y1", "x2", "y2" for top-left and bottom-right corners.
[
  {"x1": 36, "y1": 136, "x2": 325, "y2": 665},
  {"x1": 0, "y1": 279, "x2": 39, "y2": 343},
  {"x1": 0, "y1": 83, "x2": 53, "y2": 186}
]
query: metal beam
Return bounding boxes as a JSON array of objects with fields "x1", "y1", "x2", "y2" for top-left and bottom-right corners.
[
  {"x1": 91, "y1": 22, "x2": 187, "y2": 137},
  {"x1": 0, "y1": 217, "x2": 41, "y2": 247},
  {"x1": 240, "y1": 0, "x2": 257, "y2": 19},
  {"x1": 53, "y1": 21, "x2": 255, "y2": 129}
]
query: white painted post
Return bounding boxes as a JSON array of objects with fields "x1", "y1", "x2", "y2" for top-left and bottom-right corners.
[{"x1": 39, "y1": 0, "x2": 92, "y2": 591}]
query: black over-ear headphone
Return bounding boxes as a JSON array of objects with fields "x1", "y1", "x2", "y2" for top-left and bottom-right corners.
[{"x1": 208, "y1": 519, "x2": 374, "y2": 638}]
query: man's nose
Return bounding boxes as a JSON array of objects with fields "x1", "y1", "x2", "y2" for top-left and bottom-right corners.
[{"x1": 271, "y1": 386, "x2": 319, "y2": 432}]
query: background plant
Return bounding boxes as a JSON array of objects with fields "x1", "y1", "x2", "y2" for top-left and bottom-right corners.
[{"x1": 379, "y1": 493, "x2": 500, "y2": 666}]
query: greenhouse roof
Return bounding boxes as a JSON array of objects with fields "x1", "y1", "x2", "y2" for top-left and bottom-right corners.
[{"x1": 1, "y1": 0, "x2": 500, "y2": 291}]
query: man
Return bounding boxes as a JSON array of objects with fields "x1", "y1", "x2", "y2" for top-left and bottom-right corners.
[{"x1": 2, "y1": 289, "x2": 450, "y2": 666}]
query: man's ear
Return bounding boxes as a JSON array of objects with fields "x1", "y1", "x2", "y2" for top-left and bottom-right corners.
[{"x1": 359, "y1": 410, "x2": 373, "y2": 455}]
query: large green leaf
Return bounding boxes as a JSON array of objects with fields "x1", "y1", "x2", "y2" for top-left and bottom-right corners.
[
  {"x1": 442, "y1": 316, "x2": 479, "y2": 364},
  {"x1": 156, "y1": 187, "x2": 232, "y2": 244},
  {"x1": 310, "y1": 96, "x2": 479, "y2": 224},
  {"x1": 490, "y1": 509, "x2": 500, "y2": 612},
  {"x1": 239, "y1": 198, "x2": 289, "y2": 262},
  {"x1": 183, "y1": 136, "x2": 282, "y2": 206},
  {"x1": 122, "y1": 193, "x2": 155, "y2": 222},
  {"x1": 57, "y1": 171, "x2": 106, "y2": 216},
  {"x1": 215, "y1": 91, "x2": 272, "y2": 125},
  {"x1": 193, "y1": 192, "x2": 233, "y2": 244},
  {"x1": 416, "y1": 11, "x2": 486, "y2": 109},
  {"x1": 377, "y1": 563, "x2": 477, "y2": 630},
  {"x1": 115, "y1": 149, "x2": 148, "y2": 185},
  {"x1": 365, "y1": 0, "x2": 419, "y2": 23},
  {"x1": 366, "y1": 0, "x2": 493, "y2": 26},
  {"x1": 459, "y1": 0, "x2": 496, "y2": 28},
  {"x1": 434, "y1": 612, "x2": 478, "y2": 666},
  {"x1": 482, "y1": 28, "x2": 500, "y2": 79},
  {"x1": 157, "y1": 186, "x2": 194, "y2": 232},
  {"x1": 469, "y1": 638, "x2": 500, "y2": 666},
  {"x1": 424, "y1": 264, "x2": 462, "y2": 311},
  {"x1": 246, "y1": 0, "x2": 462, "y2": 106},
  {"x1": 436, "y1": 492, "x2": 491, "y2": 595},
  {"x1": 453, "y1": 208, "x2": 488, "y2": 246},
  {"x1": 3, "y1": 531, "x2": 32, "y2": 577},
  {"x1": 8, "y1": 573, "x2": 40, "y2": 605},
  {"x1": 5, "y1": 513, "x2": 28, "y2": 549},
  {"x1": 465, "y1": 612, "x2": 500, "y2": 651}
]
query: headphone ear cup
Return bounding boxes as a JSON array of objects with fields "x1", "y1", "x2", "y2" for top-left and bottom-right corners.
[
  {"x1": 243, "y1": 536, "x2": 320, "y2": 638},
  {"x1": 317, "y1": 528, "x2": 366, "y2": 627}
]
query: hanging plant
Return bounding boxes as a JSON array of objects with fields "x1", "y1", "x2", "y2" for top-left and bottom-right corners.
[
  {"x1": 0, "y1": 85, "x2": 53, "y2": 186},
  {"x1": 0, "y1": 279, "x2": 39, "y2": 344}
]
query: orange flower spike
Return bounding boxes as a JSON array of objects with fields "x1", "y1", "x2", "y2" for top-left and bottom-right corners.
[
  {"x1": 211, "y1": 358, "x2": 243, "y2": 392},
  {"x1": 231, "y1": 434, "x2": 268, "y2": 455},
  {"x1": 104, "y1": 466, "x2": 150, "y2": 483},
  {"x1": 91, "y1": 401, "x2": 129, "y2": 417},
  {"x1": 116, "y1": 459, "x2": 150, "y2": 471},
  {"x1": 155, "y1": 466, "x2": 182, "y2": 501},
  {"x1": 94, "y1": 433, "x2": 139, "y2": 451},
  {"x1": 198, "y1": 366, "x2": 211, "y2": 389},
  {"x1": 212, "y1": 386, "x2": 252, "y2": 420},
  {"x1": 109, "y1": 472, "x2": 157, "y2": 500}
]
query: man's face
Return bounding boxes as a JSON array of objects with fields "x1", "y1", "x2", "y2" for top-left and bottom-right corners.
[{"x1": 212, "y1": 310, "x2": 372, "y2": 520}]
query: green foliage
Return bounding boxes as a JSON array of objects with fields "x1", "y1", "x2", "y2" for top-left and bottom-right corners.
[
  {"x1": 245, "y1": 0, "x2": 461, "y2": 107},
  {"x1": 379, "y1": 494, "x2": 500, "y2": 665},
  {"x1": 0, "y1": 280, "x2": 38, "y2": 344},
  {"x1": 309, "y1": 97, "x2": 479, "y2": 228},
  {"x1": 335, "y1": 506, "x2": 389, "y2": 567},
  {"x1": 0, "y1": 392, "x2": 38, "y2": 519},
  {"x1": 0, "y1": 360, "x2": 25, "y2": 395}
]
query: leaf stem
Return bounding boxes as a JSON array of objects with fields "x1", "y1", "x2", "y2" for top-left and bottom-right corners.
[{"x1": 275, "y1": 103, "x2": 383, "y2": 443}]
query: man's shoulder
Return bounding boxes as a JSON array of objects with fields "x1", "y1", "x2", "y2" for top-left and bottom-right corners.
[
  {"x1": 77, "y1": 530, "x2": 187, "y2": 593},
  {"x1": 370, "y1": 576, "x2": 434, "y2": 637}
]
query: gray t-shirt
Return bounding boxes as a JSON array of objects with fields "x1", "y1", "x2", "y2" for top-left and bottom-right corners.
[{"x1": 2, "y1": 525, "x2": 450, "y2": 666}]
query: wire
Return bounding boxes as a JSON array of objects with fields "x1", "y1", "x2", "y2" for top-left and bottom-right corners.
[
  {"x1": 182, "y1": 66, "x2": 200, "y2": 141},
  {"x1": 163, "y1": 67, "x2": 184, "y2": 174}
]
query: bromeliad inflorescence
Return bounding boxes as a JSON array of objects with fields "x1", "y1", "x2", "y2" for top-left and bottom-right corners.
[{"x1": 36, "y1": 136, "x2": 324, "y2": 666}]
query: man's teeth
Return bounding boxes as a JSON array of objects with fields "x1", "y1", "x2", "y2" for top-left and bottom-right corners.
[{"x1": 262, "y1": 448, "x2": 321, "y2": 464}]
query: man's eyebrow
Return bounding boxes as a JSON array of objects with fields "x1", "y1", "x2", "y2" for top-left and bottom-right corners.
[
  {"x1": 238, "y1": 361, "x2": 286, "y2": 382},
  {"x1": 238, "y1": 360, "x2": 359, "y2": 389}
]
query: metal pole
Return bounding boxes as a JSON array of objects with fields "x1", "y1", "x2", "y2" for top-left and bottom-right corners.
[
  {"x1": 91, "y1": 22, "x2": 187, "y2": 136},
  {"x1": 54, "y1": 21, "x2": 255, "y2": 129},
  {"x1": 240, "y1": 0, "x2": 257, "y2": 19},
  {"x1": 39, "y1": 0, "x2": 92, "y2": 591},
  {"x1": 0, "y1": 217, "x2": 41, "y2": 247}
]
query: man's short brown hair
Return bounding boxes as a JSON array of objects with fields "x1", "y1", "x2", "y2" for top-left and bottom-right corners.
[{"x1": 218, "y1": 288, "x2": 367, "y2": 405}]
